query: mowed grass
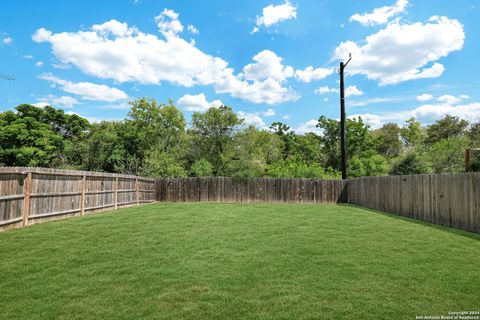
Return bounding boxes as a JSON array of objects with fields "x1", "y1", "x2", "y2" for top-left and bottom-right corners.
[{"x1": 0, "y1": 203, "x2": 479, "y2": 320}]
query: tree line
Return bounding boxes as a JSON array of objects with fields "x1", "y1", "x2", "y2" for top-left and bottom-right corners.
[{"x1": 1, "y1": 98, "x2": 479, "y2": 178}]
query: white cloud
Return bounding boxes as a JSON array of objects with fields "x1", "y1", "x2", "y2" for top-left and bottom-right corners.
[
  {"x1": 215, "y1": 75, "x2": 299, "y2": 105},
  {"x1": 237, "y1": 111, "x2": 266, "y2": 128},
  {"x1": 315, "y1": 86, "x2": 338, "y2": 95},
  {"x1": 282, "y1": 114, "x2": 291, "y2": 120},
  {"x1": 459, "y1": 94, "x2": 469, "y2": 100},
  {"x1": 35, "y1": 95, "x2": 80, "y2": 108},
  {"x1": 187, "y1": 25, "x2": 199, "y2": 35},
  {"x1": 295, "y1": 119, "x2": 321, "y2": 135},
  {"x1": 350, "y1": 0, "x2": 408, "y2": 26},
  {"x1": 437, "y1": 94, "x2": 462, "y2": 105},
  {"x1": 334, "y1": 16, "x2": 465, "y2": 85},
  {"x1": 345, "y1": 85, "x2": 363, "y2": 97},
  {"x1": 23, "y1": 54, "x2": 34, "y2": 59},
  {"x1": 33, "y1": 14, "x2": 297, "y2": 105},
  {"x1": 39, "y1": 73, "x2": 128, "y2": 102},
  {"x1": 3, "y1": 37, "x2": 13, "y2": 45},
  {"x1": 263, "y1": 108, "x2": 275, "y2": 117},
  {"x1": 242, "y1": 50, "x2": 293, "y2": 82},
  {"x1": 35, "y1": 61, "x2": 44, "y2": 67},
  {"x1": 155, "y1": 9, "x2": 184, "y2": 37},
  {"x1": 177, "y1": 93, "x2": 223, "y2": 112},
  {"x1": 416, "y1": 93, "x2": 433, "y2": 102},
  {"x1": 350, "y1": 100, "x2": 480, "y2": 128},
  {"x1": 253, "y1": 0, "x2": 297, "y2": 33},
  {"x1": 295, "y1": 66, "x2": 334, "y2": 83},
  {"x1": 314, "y1": 85, "x2": 360, "y2": 97}
]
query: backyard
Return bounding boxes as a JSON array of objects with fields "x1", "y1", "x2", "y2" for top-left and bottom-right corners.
[{"x1": 0, "y1": 203, "x2": 479, "y2": 319}]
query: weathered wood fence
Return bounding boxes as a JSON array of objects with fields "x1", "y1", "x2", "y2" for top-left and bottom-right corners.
[
  {"x1": 157, "y1": 174, "x2": 479, "y2": 233},
  {"x1": 1, "y1": 169, "x2": 479, "y2": 234},
  {"x1": 348, "y1": 174, "x2": 480, "y2": 233},
  {"x1": 156, "y1": 177, "x2": 348, "y2": 204},
  {"x1": 0, "y1": 167, "x2": 155, "y2": 231}
]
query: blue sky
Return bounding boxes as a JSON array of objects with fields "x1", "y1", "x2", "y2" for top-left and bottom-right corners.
[{"x1": 1, "y1": 0, "x2": 479, "y2": 133}]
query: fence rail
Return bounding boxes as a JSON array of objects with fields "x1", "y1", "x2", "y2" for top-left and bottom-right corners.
[
  {"x1": 156, "y1": 177, "x2": 348, "y2": 204},
  {"x1": 0, "y1": 167, "x2": 155, "y2": 231}
]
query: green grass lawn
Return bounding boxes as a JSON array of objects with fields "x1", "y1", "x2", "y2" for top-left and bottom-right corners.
[{"x1": 0, "y1": 203, "x2": 479, "y2": 320}]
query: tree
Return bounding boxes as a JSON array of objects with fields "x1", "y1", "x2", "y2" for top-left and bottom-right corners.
[
  {"x1": 373, "y1": 123, "x2": 402, "y2": 157},
  {"x1": 389, "y1": 151, "x2": 431, "y2": 175},
  {"x1": 349, "y1": 152, "x2": 389, "y2": 178},
  {"x1": 428, "y1": 137, "x2": 468, "y2": 173},
  {"x1": 316, "y1": 116, "x2": 374, "y2": 173},
  {"x1": 189, "y1": 106, "x2": 243, "y2": 175},
  {"x1": 468, "y1": 122, "x2": 480, "y2": 147},
  {"x1": 0, "y1": 104, "x2": 89, "y2": 167},
  {"x1": 400, "y1": 117, "x2": 425, "y2": 149},
  {"x1": 426, "y1": 115, "x2": 468, "y2": 145},
  {"x1": 190, "y1": 159, "x2": 213, "y2": 177}
]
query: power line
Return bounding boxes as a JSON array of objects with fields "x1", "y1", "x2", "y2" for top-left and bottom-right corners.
[{"x1": 339, "y1": 53, "x2": 351, "y2": 180}]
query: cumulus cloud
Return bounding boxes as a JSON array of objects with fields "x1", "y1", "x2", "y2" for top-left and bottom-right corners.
[
  {"x1": 315, "y1": 86, "x2": 338, "y2": 95},
  {"x1": 314, "y1": 85, "x2": 361, "y2": 97},
  {"x1": 187, "y1": 25, "x2": 199, "y2": 35},
  {"x1": 350, "y1": 98, "x2": 480, "y2": 128},
  {"x1": 242, "y1": 50, "x2": 294, "y2": 82},
  {"x1": 263, "y1": 108, "x2": 275, "y2": 117},
  {"x1": 33, "y1": 13, "x2": 297, "y2": 105},
  {"x1": 416, "y1": 93, "x2": 433, "y2": 102},
  {"x1": 345, "y1": 85, "x2": 363, "y2": 97},
  {"x1": 334, "y1": 16, "x2": 465, "y2": 85},
  {"x1": 3, "y1": 36, "x2": 13, "y2": 45},
  {"x1": 35, "y1": 95, "x2": 80, "y2": 108},
  {"x1": 252, "y1": 0, "x2": 297, "y2": 33},
  {"x1": 39, "y1": 73, "x2": 128, "y2": 102},
  {"x1": 295, "y1": 66, "x2": 334, "y2": 83},
  {"x1": 237, "y1": 111, "x2": 266, "y2": 128},
  {"x1": 155, "y1": 9, "x2": 184, "y2": 37},
  {"x1": 295, "y1": 119, "x2": 321, "y2": 135},
  {"x1": 177, "y1": 93, "x2": 223, "y2": 112},
  {"x1": 350, "y1": 0, "x2": 408, "y2": 26},
  {"x1": 35, "y1": 61, "x2": 43, "y2": 67}
]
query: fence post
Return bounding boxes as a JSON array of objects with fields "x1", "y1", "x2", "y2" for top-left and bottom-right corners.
[
  {"x1": 80, "y1": 175, "x2": 86, "y2": 216},
  {"x1": 114, "y1": 176, "x2": 118, "y2": 210},
  {"x1": 22, "y1": 172, "x2": 32, "y2": 227},
  {"x1": 136, "y1": 177, "x2": 139, "y2": 206}
]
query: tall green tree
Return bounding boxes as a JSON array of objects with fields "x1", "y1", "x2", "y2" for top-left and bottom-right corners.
[
  {"x1": 426, "y1": 115, "x2": 468, "y2": 145},
  {"x1": 373, "y1": 123, "x2": 402, "y2": 157},
  {"x1": 189, "y1": 106, "x2": 243, "y2": 175}
]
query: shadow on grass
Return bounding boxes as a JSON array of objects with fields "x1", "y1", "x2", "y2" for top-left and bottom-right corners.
[{"x1": 338, "y1": 203, "x2": 480, "y2": 241}]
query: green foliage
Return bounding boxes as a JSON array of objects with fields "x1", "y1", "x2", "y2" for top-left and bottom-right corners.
[
  {"x1": 0, "y1": 104, "x2": 89, "y2": 167},
  {"x1": 190, "y1": 159, "x2": 213, "y2": 177},
  {"x1": 426, "y1": 115, "x2": 468, "y2": 145},
  {"x1": 372, "y1": 123, "x2": 402, "y2": 157},
  {"x1": 265, "y1": 161, "x2": 339, "y2": 179},
  {"x1": 141, "y1": 148, "x2": 187, "y2": 178},
  {"x1": 316, "y1": 115, "x2": 374, "y2": 171},
  {"x1": 389, "y1": 151, "x2": 431, "y2": 175},
  {"x1": 427, "y1": 137, "x2": 468, "y2": 173},
  {"x1": 400, "y1": 117, "x2": 425, "y2": 149},
  {"x1": 189, "y1": 106, "x2": 243, "y2": 175},
  {"x1": 1, "y1": 101, "x2": 477, "y2": 178},
  {"x1": 349, "y1": 152, "x2": 389, "y2": 178},
  {"x1": 470, "y1": 160, "x2": 480, "y2": 172}
]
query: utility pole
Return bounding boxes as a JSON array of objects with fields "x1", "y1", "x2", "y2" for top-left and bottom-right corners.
[{"x1": 339, "y1": 53, "x2": 351, "y2": 180}]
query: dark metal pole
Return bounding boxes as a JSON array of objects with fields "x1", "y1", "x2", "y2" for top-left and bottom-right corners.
[{"x1": 339, "y1": 62, "x2": 347, "y2": 179}]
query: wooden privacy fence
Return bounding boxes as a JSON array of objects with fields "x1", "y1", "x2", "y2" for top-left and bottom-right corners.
[
  {"x1": 156, "y1": 177, "x2": 348, "y2": 204},
  {"x1": 348, "y1": 174, "x2": 480, "y2": 234},
  {"x1": 0, "y1": 167, "x2": 155, "y2": 231}
]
